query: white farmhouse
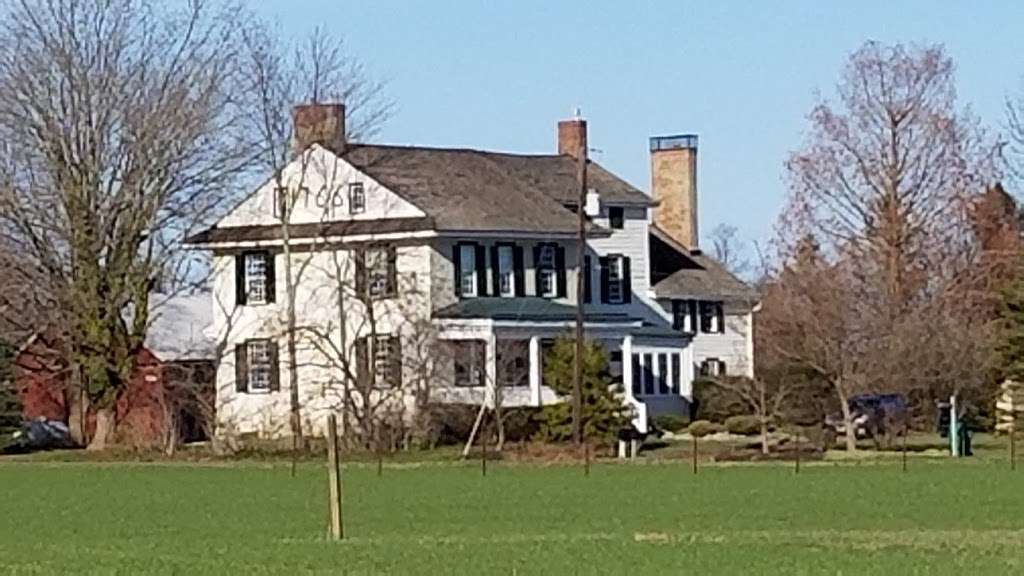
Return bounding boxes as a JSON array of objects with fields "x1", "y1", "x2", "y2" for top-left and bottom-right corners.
[{"x1": 186, "y1": 104, "x2": 756, "y2": 439}]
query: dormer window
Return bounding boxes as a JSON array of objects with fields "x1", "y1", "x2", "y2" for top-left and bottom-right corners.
[{"x1": 349, "y1": 182, "x2": 365, "y2": 214}]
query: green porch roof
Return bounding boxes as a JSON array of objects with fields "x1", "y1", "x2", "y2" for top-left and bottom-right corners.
[{"x1": 433, "y1": 298, "x2": 634, "y2": 323}]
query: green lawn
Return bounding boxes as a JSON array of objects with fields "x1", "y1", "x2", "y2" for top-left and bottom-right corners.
[{"x1": 1, "y1": 456, "x2": 1022, "y2": 575}]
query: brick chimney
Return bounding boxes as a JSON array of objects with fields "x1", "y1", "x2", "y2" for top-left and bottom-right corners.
[
  {"x1": 650, "y1": 134, "x2": 699, "y2": 250},
  {"x1": 292, "y1": 103, "x2": 346, "y2": 156},
  {"x1": 557, "y1": 111, "x2": 587, "y2": 159}
]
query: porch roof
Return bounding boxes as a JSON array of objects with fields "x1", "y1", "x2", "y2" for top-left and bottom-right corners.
[{"x1": 433, "y1": 298, "x2": 633, "y2": 323}]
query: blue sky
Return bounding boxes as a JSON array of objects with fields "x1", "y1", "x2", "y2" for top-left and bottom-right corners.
[{"x1": 257, "y1": 1, "x2": 1024, "y2": 248}]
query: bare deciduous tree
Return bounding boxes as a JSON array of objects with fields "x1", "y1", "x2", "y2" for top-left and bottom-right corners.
[{"x1": 0, "y1": 0, "x2": 253, "y2": 448}]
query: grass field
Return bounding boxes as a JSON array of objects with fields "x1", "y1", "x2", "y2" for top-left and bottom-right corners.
[{"x1": 2, "y1": 450, "x2": 1023, "y2": 575}]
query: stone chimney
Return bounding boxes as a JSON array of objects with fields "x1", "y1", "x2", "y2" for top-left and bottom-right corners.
[
  {"x1": 650, "y1": 134, "x2": 699, "y2": 250},
  {"x1": 292, "y1": 103, "x2": 346, "y2": 156},
  {"x1": 557, "y1": 111, "x2": 587, "y2": 159}
]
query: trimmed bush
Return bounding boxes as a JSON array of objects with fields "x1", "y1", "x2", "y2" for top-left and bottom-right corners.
[
  {"x1": 688, "y1": 420, "x2": 725, "y2": 438},
  {"x1": 653, "y1": 414, "x2": 689, "y2": 433},
  {"x1": 724, "y1": 415, "x2": 762, "y2": 436}
]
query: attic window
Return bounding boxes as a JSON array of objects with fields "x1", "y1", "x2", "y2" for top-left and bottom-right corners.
[
  {"x1": 608, "y1": 207, "x2": 624, "y2": 229},
  {"x1": 349, "y1": 183, "x2": 365, "y2": 214}
]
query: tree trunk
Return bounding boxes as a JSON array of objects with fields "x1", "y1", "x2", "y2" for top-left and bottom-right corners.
[
  {"x1": 760, "y1": 418, "x2": 770, "y2": 455},
  {"x1": 87, "y1": 407, "x2": 116, "y2": 451},
  {"x1": 838, "y1": 390, "x2": 857, "y2": 452},
  {"x1": 67, "y1": 384, "x2": 88, "y2": 447}
]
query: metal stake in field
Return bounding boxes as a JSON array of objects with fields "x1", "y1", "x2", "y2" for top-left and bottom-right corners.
[
  {"x1": 584, "y1": 442, "x2": 591, "y2": 476},
  {"x1": 326, "y1": 413, "x2": 344, "y2": 541},
  {"x1": 692, "y1": 435, "x2": 698, "y2": 475},
  {"x1": 794, "y1": 428, "x2": 801, "y2": 475},
  {"x1": 1011, "y1": 426, "x2": 1016, "y2": 472},
  {"x1": 901, "y1": 428, "x2": 908, "y2": 473}
]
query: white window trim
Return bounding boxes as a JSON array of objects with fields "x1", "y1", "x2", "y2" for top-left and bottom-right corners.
[
  {"x1": 349, "y1": 182, "x2": 366, "y2": 215},
  {"x1": 459, "y1": 245, "x2": 477, "y2": 298},
  {"x1": 497, "y1": 245, "x2": 514, "y2": 297},
  {"x1": 538, "y1": 244, "x2": 557, "y2": 298},
  {"x1": 246, "y1": 340, "x2": 272, "y2": 393},
  {"x1": 245, "y1": 252, "x2": 269, "y2": 305},
  {"x1": 607, "y1": 254, "x2": 625, "y2": 304}
]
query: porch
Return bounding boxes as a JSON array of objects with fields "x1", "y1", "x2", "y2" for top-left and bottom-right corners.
[{"x1": 432, "y1": 298, "x2": 693, "y2": 432}]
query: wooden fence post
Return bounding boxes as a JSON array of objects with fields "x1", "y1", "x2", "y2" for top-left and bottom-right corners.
[
  {"x1": 584, "y1": 442, "x2": 591, "y2": 476},
  {"x1": 692, "y1": 435, "x2": 698, "y2": 475},
  {"x1": 326, "y1": 414, "x2": 344, "y2": 541}
]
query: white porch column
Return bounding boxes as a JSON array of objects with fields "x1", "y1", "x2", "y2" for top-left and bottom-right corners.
[
  {"x1": 529, "y1": 336, "x2": 541, "y2": 406},
  {"x1": 485, "y1": 333, "x2": 498, "y2": 409},
  {"x1": 622, "y1": 335, "x2": 634, "y2": 401}
]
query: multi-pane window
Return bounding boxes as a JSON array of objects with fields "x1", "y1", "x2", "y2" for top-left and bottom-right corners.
[
  {"x1": 246, "y1": 340, "x2": 272, "y2": 392},
  {"x1": 700, "y1": 358, "x2": 726, "y2": 377},
  {"x1": 245, "y1": 252, "x2": 269, "y2": 304},
  {"x1": 496, "y1": 245, "x2": 515, "y2": 297},
  {"x1": 459, "y1": 245, "x2": 477, "y2": 297},
  {"x1": 273, "y1": 187, "x2": 288, "y2": 220},
  {"x1": 537, "y1": 244, "x2": 557, "y2": 297},
  {"x1": 497, "y1": 340, "x2": 529, "y2": 388},
  {"x1": 606, "y1": 255, "x2": 625, "y2": 304},
  {"x1": 698, "y1": 301, "x2": 725, "y2": 334},
  {"x1": 372, "y1": 335, "x2": 393, "y2": 389},
  {"x1": 454, "y1": 340, "x2": 486, "y2": 387},
  {"x1": 366, "y1": 246, "x2": 393, "y2": 299},
  {"x1": 348, "y1": 182, "x2": 365, "y2": 214}
]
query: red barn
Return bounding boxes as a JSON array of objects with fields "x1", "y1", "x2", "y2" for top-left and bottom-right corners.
[{"x1": 14, "y1": 294, "x2": 215, "y2": 448}]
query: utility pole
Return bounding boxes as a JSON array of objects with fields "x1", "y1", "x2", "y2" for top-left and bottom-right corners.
[{"x1": 572, "y1": 112, "x2": 587, "y2": 447}]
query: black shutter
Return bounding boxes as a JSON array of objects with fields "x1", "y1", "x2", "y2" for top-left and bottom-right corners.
[
  {"x1": 452, "y1": 244, "x2": 463, "y2": 298},
  {"x1": 533, "y1": 244, "x2": 543, "y2": 296},
  {"x1": 599, "y1": 256, "x2": 610, "y2": 303},
  {"x1": 475, "y1": 244, "x2": 487, "y2": 297},
  {"x1": 235, "y1": 253, "x2": 247, "y2": 306},
  {"x1": 583, "y1": 256, "x2": 592, "y2": 304},
  {"x1": 265, "y1": 252, "x2": 276, "y2": 303},
  {"x1": 490, "y1": 245, "x2": 501, "y2": 296},
  {"x1": 672, "y1": 300, "x2": 682, "y2": 330},
  {"x1": 389, "y1": 336, "x2": 402, "y2": 388},
  {"x1": 688, "y1": 301, "x2": 698, "y2": 333},
  {"x1": 386, "y1": 245, "x2": 397, "y2": 297},
  {"x1": 716, "y1": 302, "x2": 725, "y2": 334},
  {"x1": 355, "y1": 248, "x2": 367, "y2": 299},
  {"x1": 622, "y1": 257, "x2": 632, "y2": 303},
  {"x1": 268, "y1": 341, "x2": 280, "y2": 392},
  {"x1": 555, "y1": 245, "x2": 566, "y2": 298},
  {"x1": 234, "y1": 344, "x2": 247, "y2": 393},
  {"x1": 355, "y1": 338, "x2": 368, "y2": 386},
  {"x1": 513, "y1": 245, "x2": 525, "y2": 296}
]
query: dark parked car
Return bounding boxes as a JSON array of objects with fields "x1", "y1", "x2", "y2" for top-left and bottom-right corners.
[
  {"x1": 824, "y1": 394, "x2": 909, "y2": 449},
  {"x1": 1, "y1": 418, "x2": 74, "y2": 454}
]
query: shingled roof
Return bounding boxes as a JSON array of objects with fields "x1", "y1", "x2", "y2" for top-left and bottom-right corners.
[
  {"x1": 341, "y1": 144, "x2": 651, "y2": 234},
  {"x1": 649, "y1": 226, "x2": 759, "y2": 303}
]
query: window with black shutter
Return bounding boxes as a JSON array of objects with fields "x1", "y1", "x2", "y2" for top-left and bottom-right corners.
[
  {"x1": 235, "y1": 339, "x2": 279, "y2": 393},
  {"x1": 235, "y1": 251, "x2": 275, "y2": 306},
  {"x1": 535, "y1": 243, "x2": 559, "y2": 298},
  {"x1": 357, "y1": 334, "x2": 402, "y2": 389},
  {"x1": 360, "y1": 244, "x2": 397, "y2": 300},
  {"x1": 602, "y1": 254, "x2": 629, "y2": 305},
  {"x1": 673, "y1": 299, "x2": 698, "y2": 333},
  {"x1": 454, "y1": 243, "x2": 479, "y2": 298}
]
